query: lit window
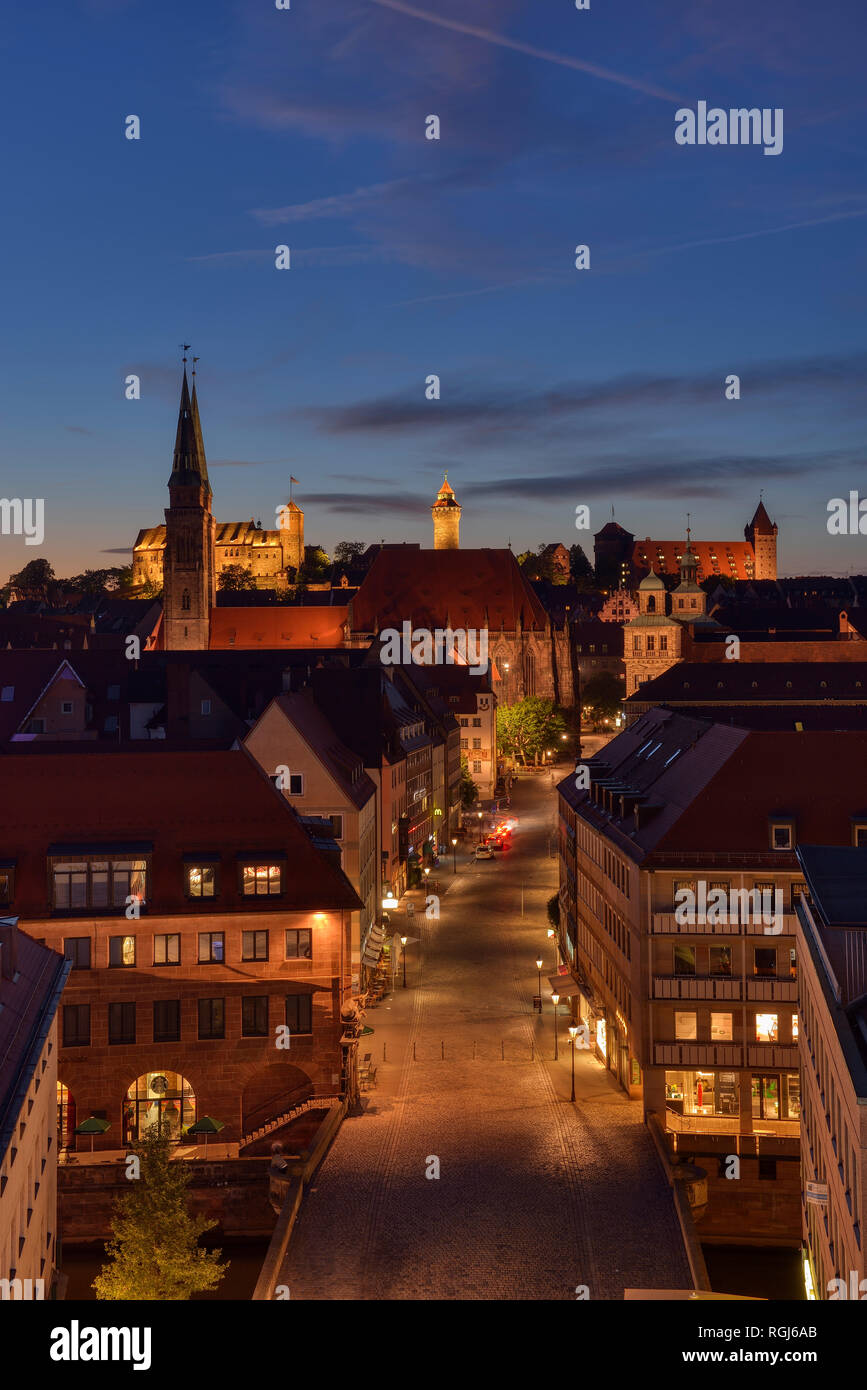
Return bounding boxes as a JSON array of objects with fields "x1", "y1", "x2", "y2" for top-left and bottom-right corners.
[
  {"x1": 711, "y1": 1013, "x2": 733, "y2": 1041},
  {"x1": 186, "y1": 864, "x2": 217, "y2": 898},
  {"x1": 242, "y1": 864, "x2": 283, "y2": 896},
  {"x1": 675, "y1": 1012, "x2": 697, "y2": 1040},
  {"x1": 755, "y1": 1013, "x2": 778, "y2": 1043},
  {"x1": 771, "y1": 823, "x2": 793, "y2": 850},
  {"x1": 791, "y1": 1012, "x2": 799, "y2": 1040},
  {"x1": 108, "y1": 935, "x2": 136, "y2": 967}
]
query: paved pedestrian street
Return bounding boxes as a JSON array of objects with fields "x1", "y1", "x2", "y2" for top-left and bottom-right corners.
[{"x1": 280, "y1": 769, "x2": 691, "y2": 1300}]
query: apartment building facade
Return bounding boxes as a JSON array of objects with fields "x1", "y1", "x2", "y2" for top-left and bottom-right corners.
[
  {"x1": 558, "y1": 710, "x2": 867, "y2": 1244},
  {"x1": 796, "y1": 846, "x2": 867, "y2": 1300}
]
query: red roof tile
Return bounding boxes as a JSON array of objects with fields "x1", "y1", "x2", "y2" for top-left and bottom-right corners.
[
  {"x1": 350, "y1": 548, "x2": 549, "y2": 632},
  {"x1": 209, "y1": 606, "x2": 350, "y2": 650}
]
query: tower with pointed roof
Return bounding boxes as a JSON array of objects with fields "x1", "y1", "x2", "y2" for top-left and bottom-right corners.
[
  {"x1": 745, "y1": 498, "x2": 778, "y2": 580},
  {"x1": 671, "y1": 526, "x2": 718, "y2": 627},
  {"x1": 162, "y1": 367, "x2": 216, "y2": 650},
  {"x1": 431, "y1": 474, "x2": 461, "y2": 550}
]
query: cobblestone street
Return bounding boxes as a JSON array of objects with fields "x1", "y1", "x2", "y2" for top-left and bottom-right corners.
[{"x1": 280, "y1": 769, "x2": 691, "y2": 1299}]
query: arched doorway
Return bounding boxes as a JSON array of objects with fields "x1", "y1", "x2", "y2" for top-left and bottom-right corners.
[
  {"x1": 125, "y1": 1071, "x2": 196, "y2": 1144},
  {"x1": 242, "y1": 1063, "x2": 313, "y2": 1135},
  {"x1": 57, "y1": 1082, "x2": 76, "y2": 1149}
]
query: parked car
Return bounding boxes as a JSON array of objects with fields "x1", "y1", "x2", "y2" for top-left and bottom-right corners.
[{"x1": 474, "y1": 844, "x2": 495, "y2": 861}]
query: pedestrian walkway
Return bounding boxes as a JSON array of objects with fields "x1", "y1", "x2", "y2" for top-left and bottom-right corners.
[{"x1": 279, "y1": 771, "x2": 691, "y2": 1299}]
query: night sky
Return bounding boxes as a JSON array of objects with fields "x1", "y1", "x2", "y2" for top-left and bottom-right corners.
[{"x1": 3, "y1": 0, "x2": 866, "y2": 575}]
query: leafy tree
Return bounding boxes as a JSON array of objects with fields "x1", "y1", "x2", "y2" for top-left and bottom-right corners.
[
  {"x1": 62, "y1": 567, "x2": 128, "y2": 597},
  {"x1": 299, "y1": 545, "x2": 330, "y2": 584},
  {"x1": 93, "y1": 1126, "x2": 227, "y2": 1301},
  {"x1": 460, "y1": 754, "x2": 479, "y2": 809},
  {"x1": 547, "y1": 894, "x2": 560, "y2": 929},
  {"x1": 333, "y1": 541, "x2": 365, "y2": 565},
  {"x1": 497, "y1": 697, "x2": 567, "y2": 766},
  {"x1": 9, "y1": 557, "x2": 54, "y2": 600},
  {"x1": 581, "y1": 671, "x2": 623, "y2": 724},
  {"x1": 569, "y1": 543, "x2": 595, "y2": 589},
  {"x1": 217, "y1": 563, "x2": 257, "y2": 592}
]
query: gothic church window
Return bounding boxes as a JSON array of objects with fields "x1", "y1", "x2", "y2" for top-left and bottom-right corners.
[{"x1": 181, "y1": 590, "x2": 191, "y2": 612}]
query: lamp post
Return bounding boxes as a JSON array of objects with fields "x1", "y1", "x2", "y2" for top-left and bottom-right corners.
[
  {"x1": 400, "y1": 935, "x2": 408, "y2": 989},
  {"x1": 551, "y1": 993, "x2": 560, "y2": 1061},
  {"x1": 536, "y1": 956, "x2": 543, "y2": 1000},
  {"x1": 477, "y1": 810, "x2": 483, "y2": 843},
  {"x1": 451, "y1": 837, "x2": 457, "y2": 874},
  {"x1": 568, "y1": 1024, "x2": 578, "y2": 1102}
]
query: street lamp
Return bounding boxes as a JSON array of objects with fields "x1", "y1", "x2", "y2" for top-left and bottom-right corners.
[
  {"x1": 400, "y1": 935, "x2": 408, "y2": 989},
  {"x1": 451, "y1": 837, "x2": 458, "y2": 874},
  {"x1": 568, "y1": 1025, "x2": 578, "y2": 1102},
  {"x1": 536, "y1": 957, "x2": 543, "y2": 1000},
  {"x1": 477, "y1": 810, "x2": 483, "y2": 842},
  {"x1": 551, "y1": 993, "x2": 560, "y2": 1061}
]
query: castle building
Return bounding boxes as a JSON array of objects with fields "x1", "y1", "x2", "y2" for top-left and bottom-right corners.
[
  {"x1": 431, "y1": 474, "x2": 461, "y2": 550},
  {"x1": 623, "y1": 534, "x2": 723, "y2": 696},
  {"x1": 133, "y1": 370, "x2": 304, "y2": 600},
  {"x1": 594, "y1": 501, "x2": 779, "y2": 589}
]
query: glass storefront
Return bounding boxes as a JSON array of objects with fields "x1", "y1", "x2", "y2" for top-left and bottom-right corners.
[
  {"x1": 665, "y1": 1069, "x2": 739, "y2": 1117},
  {"x1": 125, "y1": 1071, "x2": 196, "y2": 1143},
  {"x1": 752, "y1": 1072, "x2": 800, "y2": 1121}
]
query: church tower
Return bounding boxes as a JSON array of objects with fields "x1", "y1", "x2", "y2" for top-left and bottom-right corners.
[
  {"x1": 432, "y1": 474, "x2": 461, "y2": 549},
  {"x1": 745, "y1": 498, "x2": 778, "y2": 580},
  {"x1": 163, "y1": 367, "x2": 216, "y2": 650}
]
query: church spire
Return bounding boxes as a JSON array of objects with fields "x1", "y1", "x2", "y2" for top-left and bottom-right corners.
[{"x1": 169, "y1": 367, "x2": 210, "y2": 494}]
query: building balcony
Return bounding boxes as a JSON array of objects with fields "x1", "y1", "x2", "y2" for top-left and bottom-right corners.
[
  {"x1": 745, "y1": 977, "x2": 798, "y2": 1002},
  {"x1": 650, "y1": 912, "x2": 798, "y2": 937},
  {"x1": 653, "y1": 1041, "x2": 742, "y2": 1067},
  {"x1": 746, "y1": 1043, "x2": 799, "y2": 1069},
  {"x1": 652, "y1": 975, "x2": 741, "y2": 1000},
  {"x1": 664, "y1": 1108, "x2": 799, "y2": 1140}
]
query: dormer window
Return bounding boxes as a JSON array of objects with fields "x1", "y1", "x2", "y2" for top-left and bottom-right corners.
[
  {"x1": 852, "y1": 822, "x2": 867, "y2": 848},
  {"x1": 770, "y1": 821, "x2": 794, "y2": 851}
]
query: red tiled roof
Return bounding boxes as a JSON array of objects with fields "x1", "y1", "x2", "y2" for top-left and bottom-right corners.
[
  {"x1": 209, "y1": 606, "x2": 350, "y2": 650},
  {"x1": 350, "y1": 548, "x2": 549, "y2": 632},
  {"x1": 632, "y1": 539, "x2": 755, "y2": 580},
  {"x1": 656, "y1": 731, "x2": 867, "y2": 855},
  {"x1": 4, "y1": 748, "x2": 361, "y2": 915}
]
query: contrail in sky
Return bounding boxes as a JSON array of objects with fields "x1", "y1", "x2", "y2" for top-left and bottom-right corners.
[{"x1": 370, "y1": 0, "x2": 682, "y2": 102}]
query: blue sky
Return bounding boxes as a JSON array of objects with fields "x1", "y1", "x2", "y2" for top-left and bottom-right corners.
[{"x1": 2, "y1": 0, "x2": 866, "y2": 576}]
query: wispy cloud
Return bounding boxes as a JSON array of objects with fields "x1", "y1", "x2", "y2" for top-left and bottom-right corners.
[
  {"x1": 64, "y1": 425, "x2": 94, "y2": 435},
  {"x1": 250, "y1": 179, "x2": 412, "y2": 226},
  {"x1": 370, "y1": 0, "x2": 683, "y2": 102},
  {"x1": 302, "y1": 489, "x2": 422, "y2": 516}
]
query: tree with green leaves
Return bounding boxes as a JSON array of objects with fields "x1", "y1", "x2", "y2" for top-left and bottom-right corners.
[
  {"x1": 497, "y1": 697, "x2": 567, "y2": 766},
  {"x1": 217, "y1": 563, "x2": 257, "y2": 591},
  {"x1": 580, "y1": 671, "x2": 624, "y2": 725},
  {"x1": 298, "y1": 545, "x2": 330, "y2": 584},
  {"x1": 93, "y1": 1126, "x2": 227, "y2": 1301},
  {"x1": 333, "y1": 541, "x2": 364, "y2": 565},
  {"x1": 460, "y1": 754, "x2": 479, "y2": 809},
  {"x1": 547, "y1": 894, "x2": 560, "y2": 929},
  {"x1": 9, "y1": 557, "x2": 55, "y2": 600}
]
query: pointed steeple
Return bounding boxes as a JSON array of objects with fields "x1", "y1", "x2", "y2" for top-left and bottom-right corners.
[{"x1": 169, "y1": 369, "x2": 210, "y2": 494}]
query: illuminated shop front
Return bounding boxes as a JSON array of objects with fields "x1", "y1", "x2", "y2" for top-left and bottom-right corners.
[
  {"x1": 665, "y1": 1069, "x2": 740, "y2": 1117},
  {"x1": 751, "y1": 1072, "x2": 800, "y2": 1121},
  {"x1": 124, "y1": 1071, "x2": 196, "y2": 1143}
]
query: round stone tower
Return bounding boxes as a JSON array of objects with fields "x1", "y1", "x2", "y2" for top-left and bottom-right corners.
[{"x1": 432, "y1": 474, "x2": 461, "y2": 549}]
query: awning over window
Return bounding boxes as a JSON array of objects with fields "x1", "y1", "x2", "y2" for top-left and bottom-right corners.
[{"x1": 548, "y1": 974, "x2": 580, "y2": 997}]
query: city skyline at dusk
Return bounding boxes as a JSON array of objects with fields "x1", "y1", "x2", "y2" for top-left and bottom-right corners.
[{"x1": 2, "y1": 0, "x2": 866, "y2": 576}]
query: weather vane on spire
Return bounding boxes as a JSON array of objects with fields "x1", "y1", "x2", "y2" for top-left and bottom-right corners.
[
  {"x1": 192, "y1": 355, "x2": 199, "y2": 379},
  {"x1": 686, "y1": 511, "x2": 691, "y2": 544},
  {"x1": 179, "y1": 343, "x2": 190, "y2": 366}
]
